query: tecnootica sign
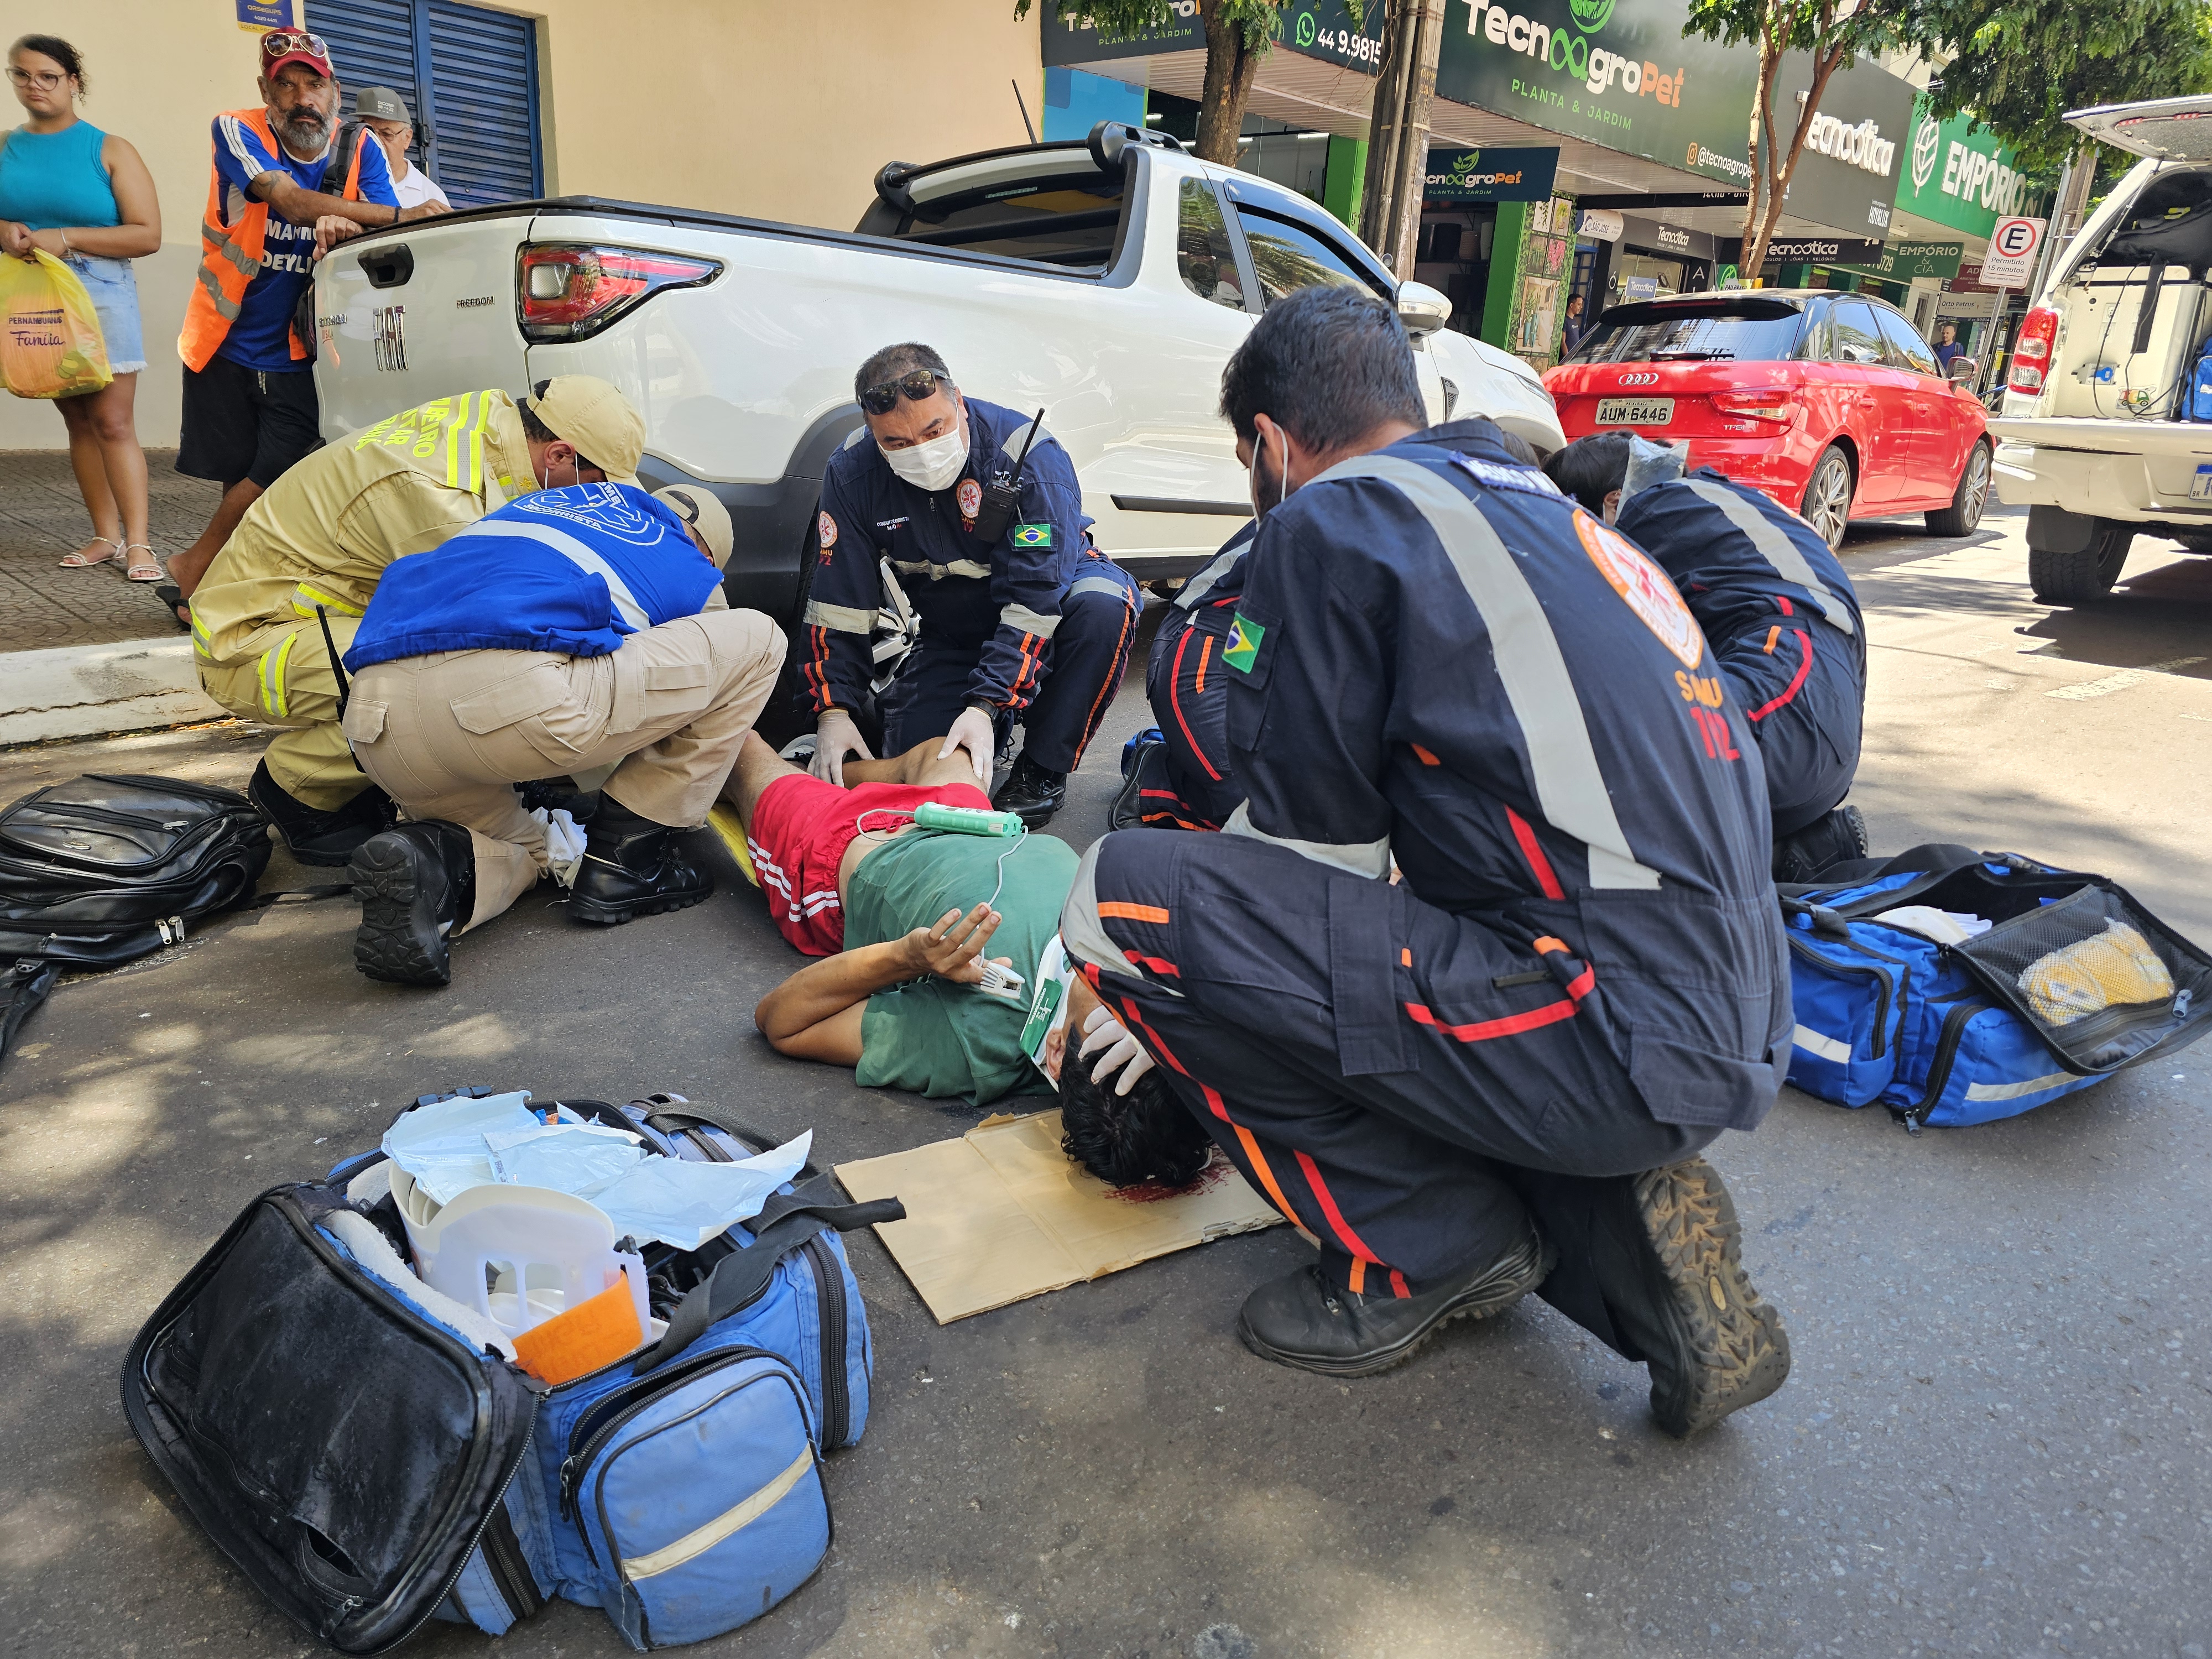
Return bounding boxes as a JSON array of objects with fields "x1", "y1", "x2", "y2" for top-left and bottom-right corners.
[
  {"x1": 1425, "y1": 145, "x2": 1561, "y2": 201},
  {"x1": 1757, "y1": 237, "x2": 1887, "y2": 267}
]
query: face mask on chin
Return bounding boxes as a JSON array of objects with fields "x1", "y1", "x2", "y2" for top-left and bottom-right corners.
[{"x1": 882, "y1": 416, "x2": 968, "y2": 493}]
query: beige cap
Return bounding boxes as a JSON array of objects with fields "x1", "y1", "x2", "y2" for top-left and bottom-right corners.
[
  {"x1": 524, "y1": 375, "x2": 645, "y2": 485},
  {"x1": 653, "y1": 484, "x2": 733, "y2": 570}
]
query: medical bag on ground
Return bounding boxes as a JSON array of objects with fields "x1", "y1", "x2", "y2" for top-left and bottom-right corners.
[
  {"x1": 0, "y1": 775, "x2": 271, "y2": 967},
  {"x1": 122, "y1": 1093, "x2": 901, "y2": 1653},
  {"x1": 1779, "y1": 845, "x2": 2212, "y2": 1129}
]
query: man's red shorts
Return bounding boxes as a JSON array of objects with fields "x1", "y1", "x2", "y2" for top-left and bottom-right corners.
[{"x1": 745, "y1": 774, "x2": 993, "y2": 955}]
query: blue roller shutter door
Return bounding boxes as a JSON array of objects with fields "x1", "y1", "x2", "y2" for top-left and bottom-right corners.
[{"x1": 305, "y1": 0, "x2": 542, "y2": 209}]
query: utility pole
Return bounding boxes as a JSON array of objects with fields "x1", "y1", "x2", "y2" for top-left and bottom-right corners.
[{"x1": 1359, "y1": 0, "x2": 1446, "y2": 277}]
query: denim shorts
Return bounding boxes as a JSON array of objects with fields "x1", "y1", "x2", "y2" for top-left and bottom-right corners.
[{"x1": 62, "y1": 252, "x2": 145, "y2": 375}]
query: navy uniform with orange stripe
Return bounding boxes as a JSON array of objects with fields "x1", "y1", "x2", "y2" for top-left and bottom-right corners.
[
  {"x1": 1133, "y1": 520, "x2": 1255, "y2": 830},
  {"x1": 799, "y1": 397, "x2": 1138, "y2": 773},
  {"x1": 1614, "y1": 469, "x2": 1865, "y2": 838},
  {"x1": 1060, "y1": 419, "x2": 1792, "y2": 1316}
]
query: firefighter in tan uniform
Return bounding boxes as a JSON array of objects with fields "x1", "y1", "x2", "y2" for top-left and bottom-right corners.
[{"x1": 187, "y1": 375, "x2": 646, "y2": 863}]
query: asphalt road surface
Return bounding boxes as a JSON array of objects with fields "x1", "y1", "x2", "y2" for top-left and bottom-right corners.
[{"x1": 3, "y1": 501, "x2": 2208, "y2": 1659}]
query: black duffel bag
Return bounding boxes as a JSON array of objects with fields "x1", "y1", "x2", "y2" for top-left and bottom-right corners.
[{"x1": 0, "y1": 774, "x2": 272, "y2": 968}]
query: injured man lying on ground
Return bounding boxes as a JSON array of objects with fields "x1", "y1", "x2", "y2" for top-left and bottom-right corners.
[{"x1": 724, "y1": 732, "x2": 1215, "y2": 1187}]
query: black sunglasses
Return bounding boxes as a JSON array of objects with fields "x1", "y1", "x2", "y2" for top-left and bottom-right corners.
[{"x1": 859, "y1": 370, "x2": 946, "y2": 416}]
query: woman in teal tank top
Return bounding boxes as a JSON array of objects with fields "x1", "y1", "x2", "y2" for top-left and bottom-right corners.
[{"x1": 2, "y1": 35, "x2": 163, "y2": 580}]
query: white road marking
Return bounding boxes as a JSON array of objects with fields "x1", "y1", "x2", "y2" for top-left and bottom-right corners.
[
  {"x1": 2047, "y1": 671, "x2": 2144, "y2": 701},
  {"x1": 2142, "y1": 655, "x2": 2209, "y2": 672}
]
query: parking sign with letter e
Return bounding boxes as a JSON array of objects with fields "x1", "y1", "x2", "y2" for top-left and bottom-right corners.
[{"x1": 1978, "y1": 217, "x2": 2045, "y2": 289}]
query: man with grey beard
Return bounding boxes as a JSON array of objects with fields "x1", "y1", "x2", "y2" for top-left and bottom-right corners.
[{"x1": 166, "y1": 29, "x2": 442, "y2": 618}]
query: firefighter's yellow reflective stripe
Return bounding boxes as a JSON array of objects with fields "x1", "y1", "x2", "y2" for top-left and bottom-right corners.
[
  {"x1": 290, "y1": 583, "x2": 363, "y2": 619},
  {"x1": 190, "y1": 610, "x2": 215, "y2": 660},
  {"x1": 257, "y1": 631, "x2": 298, "y2": 718},
  {"x1": 466, "y1": 391, "x2": 494, "y2": 493},
  {"x1": 443, "y1": 390, "x2": 475, "y2": 488}
]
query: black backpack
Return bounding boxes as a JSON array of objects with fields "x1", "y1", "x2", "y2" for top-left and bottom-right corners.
[{"x1": 0, "y1": 774, "x2": 273, "y2": 968}]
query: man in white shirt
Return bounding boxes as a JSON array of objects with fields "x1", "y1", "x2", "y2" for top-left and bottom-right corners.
[{"x1": 353, "y1": 86, "x2": 451, "y2": 211}]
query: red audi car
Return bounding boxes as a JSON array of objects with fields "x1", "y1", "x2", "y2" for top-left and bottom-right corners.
[{"x1": 1543, "y1": 291, "x2": 1991, "y2": 550}]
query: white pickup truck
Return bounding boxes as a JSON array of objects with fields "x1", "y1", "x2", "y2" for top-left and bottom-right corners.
[
  {"x1": 308, "y1": 122, "x2": 1563, "y2": 614},
  {"x1": 1992, "y1": 96, "x2": 2212, "y2": 603}
]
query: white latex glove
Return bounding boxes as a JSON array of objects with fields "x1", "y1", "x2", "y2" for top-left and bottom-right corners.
[
  {"x1": 811, "y1": 708, "x2": 873, "y2": 786},
  {"x1": 1079, "y1": 1004, "x2": 1157, "y2": 1097},
  {"x1": 937, "y1": 703, "x2": 997, "y2": 786}
]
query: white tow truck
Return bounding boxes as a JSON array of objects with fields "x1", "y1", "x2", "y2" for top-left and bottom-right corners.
[
  {"x1": 1992, "y1": 95, "x2": 2212, "y2": 602},
  {"x1": 309, "y1": 122, "x2": 1563, "y2": 615}
]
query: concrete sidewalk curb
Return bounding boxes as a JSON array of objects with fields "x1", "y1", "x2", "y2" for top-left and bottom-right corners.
[{"x1": 0, "y1": 638, "x2": 225, "y2": 747}]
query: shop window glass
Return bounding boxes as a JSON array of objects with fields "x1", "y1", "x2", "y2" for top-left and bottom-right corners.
[
  {"x1": 1176, "y1": 180, "x2": 1245, "y2": 309},
  {"x1": 1875, "y1": 307, "x2": 1940, "y2": 376},
  {"x1": 1236, "y1": 209, "x2": 1376, "y2": 306},
  {"x1": 1829, "y1": 301, "x2": 1886, "y2": 366}
]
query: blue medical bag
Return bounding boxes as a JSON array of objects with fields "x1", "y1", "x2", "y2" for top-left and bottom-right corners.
[
  {"x1": 124, "y1": 1091, "x2": 901, "y2": 1652},
  {"x1": 1781, "y1": 846, "x2": 2212, "y2": 1129}
]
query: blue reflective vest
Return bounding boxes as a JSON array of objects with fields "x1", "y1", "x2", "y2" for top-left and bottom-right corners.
[{"x1": 345, "y1": 483, "x2": 722, "y2": 671}]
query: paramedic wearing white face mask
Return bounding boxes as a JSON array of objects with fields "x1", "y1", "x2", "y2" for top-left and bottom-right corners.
[
  {"x1": 797, "y1": 342, "x2": 1139, "y2": 829},
  {"x1": 1112, "y1": 353, "x2": 1420, "y2": 839}
]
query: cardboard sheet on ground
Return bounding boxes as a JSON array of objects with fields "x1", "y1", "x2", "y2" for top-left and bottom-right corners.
[{"x1": 835, "y1": 1110, "x2": 1282, "y2": 1323}]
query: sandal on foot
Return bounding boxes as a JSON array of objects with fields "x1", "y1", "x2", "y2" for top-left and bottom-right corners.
[
  {"x1": 123, "y1": 545, "x2": 164, "y2": 582},
  {"x1": 58, "y1": 536, "x2": 121, "y2": 568},
  {"x1": 153, "y1": 582, "x2": 192, "y2": 633}
]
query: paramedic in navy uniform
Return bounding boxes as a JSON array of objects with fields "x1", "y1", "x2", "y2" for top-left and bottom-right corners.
[
  {"x1": 798, "y1": 342, "x2": 1139, "y2": 827},
  {"x1": 1057, "y1": 286, "x2": 1797, "y2": 1438}
]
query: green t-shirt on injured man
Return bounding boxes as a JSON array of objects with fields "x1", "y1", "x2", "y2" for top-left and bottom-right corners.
[{"x1": 842, "y1": 828, "x2": 1079, "y2": 1106}]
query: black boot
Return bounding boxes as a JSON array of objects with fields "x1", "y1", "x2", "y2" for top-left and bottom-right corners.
[
  {"x1": 1601, "y1": 1159, "x2": 1787, "y2": 1442},
  {"x1": 1772, "y1": 803, "x2": 1867, "y2": 884},
  {"x1": 248, "y1": 759, "x2": 395, "y2": 867},
  {"x1": 568, "y1": 794, "x2": 714, "y2": 926},
  {"x1": 1234, "y1": 1224, "x2": 1553, "y2": 1378},
  {"x1": 348, "y1": 821, "x2": 474, "y2": 987},
  {"x1": 992, "y1": 753, "x2": 1068, "y2": 828}
]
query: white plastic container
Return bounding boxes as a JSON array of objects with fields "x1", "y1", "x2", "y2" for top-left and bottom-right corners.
[{"x1": 408, "y1": 1181, "x2": 650, "y2": 1338}]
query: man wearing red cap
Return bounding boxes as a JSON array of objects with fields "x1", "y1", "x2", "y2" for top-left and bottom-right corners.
[{"x1": 166, "y1": 31, "x2": 445, "y2": 619}]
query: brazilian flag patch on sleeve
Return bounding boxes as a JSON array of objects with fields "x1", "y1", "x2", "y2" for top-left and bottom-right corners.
[
  {"x1": 1223, "y1": 612, "x2": 1266, "y2": 672},
  {"x1": 1010, "y1": 523, "x2": 1054, "y2": 549}
]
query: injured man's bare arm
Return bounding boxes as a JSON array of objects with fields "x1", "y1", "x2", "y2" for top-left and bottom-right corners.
[{"x1": 718, "y1": 731, "x2": 1073, "y2": 1107}]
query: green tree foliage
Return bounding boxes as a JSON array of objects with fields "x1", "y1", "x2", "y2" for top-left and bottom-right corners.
[
  {"x1": 1682, "y1": 0, "x2": 1943, "y2": 275},
  {"x1": 1015, "y1": 2, "x2": 1362, "y2": 166},
  {"x1": 1924, "y1": 0, "x2": 2212, "y2": 173}
]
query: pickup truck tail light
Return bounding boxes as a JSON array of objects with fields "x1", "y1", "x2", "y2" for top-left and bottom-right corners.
[
  {"x1": 517, "y1": 246, "x2": 722, "y2": 342},
  {"x1": 1708, "y1": 388, "x2": 1797, "y2": 424},
  {"x1": 2008, "y1": 305, "x2": 2058, "y2": 394}
]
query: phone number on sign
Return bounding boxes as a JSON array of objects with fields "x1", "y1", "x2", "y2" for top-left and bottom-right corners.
[{"x1": 1313, "y1": 27, "x2": 1385, "y2": 66}]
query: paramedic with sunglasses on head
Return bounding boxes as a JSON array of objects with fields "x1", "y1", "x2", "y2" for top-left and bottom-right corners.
[
  {"x1": 799, "y1": 343, "x2": 1139, "y2": 828},
  {"x1": 164, "y1": 31, "x2": 447, "y2": 622},
  {"x1": 1057, "y1": 285, "x2": 1796, "y2": 1438}
]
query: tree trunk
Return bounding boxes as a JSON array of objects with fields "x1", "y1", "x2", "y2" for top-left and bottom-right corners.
[
  {"x1": 1194, "y1": 1, "x2": 1266, "y2": 166},
  {"x1": 1379, "y1": 0, "x2": 1446, "y2": 276},
  {"x1": 1745, "y1": 46, "x2": 1842, "y2": 278},
  {"x1": 1360, "y1": 0, "x2": 1415, "y2": 254}
]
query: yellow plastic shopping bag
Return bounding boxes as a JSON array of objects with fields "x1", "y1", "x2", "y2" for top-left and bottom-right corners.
[{"x1": 0, "y1": 248, "x2": 112, "y2": 400}]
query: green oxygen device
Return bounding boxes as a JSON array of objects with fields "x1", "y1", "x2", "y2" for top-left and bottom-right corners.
[{"x1": 912, "y1": 801, "x2": 1024, "y2": 837}]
